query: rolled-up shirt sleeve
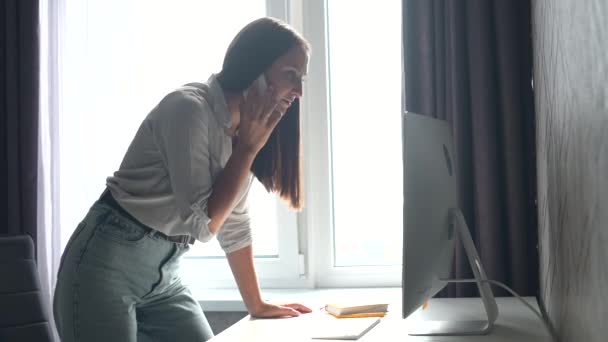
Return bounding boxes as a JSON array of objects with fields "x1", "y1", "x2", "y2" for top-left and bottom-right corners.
[
  {"x1": 216, "y1": 176, "x2": 254, "y2": 253},
  {"x1": 150, "y1": 91, "x2": 215, "y2": 242}
]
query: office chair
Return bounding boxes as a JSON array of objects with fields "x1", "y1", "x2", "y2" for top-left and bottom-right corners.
[{"x1": 0, "y1": 234, "x2": 54, "y2": 341}]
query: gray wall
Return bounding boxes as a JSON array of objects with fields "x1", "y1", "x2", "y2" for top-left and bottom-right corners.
[{"x1": 532, "y1": 1, "x2": 608, "y2": 342}]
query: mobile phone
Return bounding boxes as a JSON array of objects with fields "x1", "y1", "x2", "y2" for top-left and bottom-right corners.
[{"x1": 243, "y1": 74, "x2": 267, "y2": 99}]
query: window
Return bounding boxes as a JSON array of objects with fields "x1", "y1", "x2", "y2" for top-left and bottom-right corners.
[
  {"x1": 58, "y1": 0, "x2": 301, "y2": 288},
  {"x1": 326, "y1": 0, "x2": 403, "y2": 267},
  {"x1": 57, "y1": 0, "x2": 403, "y2": 290},
  {"x1": 298, "y1": 0, "x2": 402, "y2": 287}
]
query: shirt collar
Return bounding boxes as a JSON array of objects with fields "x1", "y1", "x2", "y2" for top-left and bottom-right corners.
[{"x1": 207, "y1": 74, "x2": 232, "y2": 129}]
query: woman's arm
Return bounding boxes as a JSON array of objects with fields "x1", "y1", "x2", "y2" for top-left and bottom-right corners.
[
  {"x1": 206, "y1": 147, "x2": 256, "y2": 234},
  {"x1": 207, "y1": 86, "x2": 282, "y2": 234},
  {"x1": 226, "y1": 245, "x2": 312, "y2": 317}
]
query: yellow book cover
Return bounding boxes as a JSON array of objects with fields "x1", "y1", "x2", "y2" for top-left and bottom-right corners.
[
  {"x1": 327, "y1": 312, "x2": 387, "y2": 319},
  {"x1": 324, "y1": 303, "x2": 389, "y2": 317}
]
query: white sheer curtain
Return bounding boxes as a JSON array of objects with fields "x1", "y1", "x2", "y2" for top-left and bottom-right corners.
[{"x1": 38, "y1": 0, "x2": 63, "y2": 340}]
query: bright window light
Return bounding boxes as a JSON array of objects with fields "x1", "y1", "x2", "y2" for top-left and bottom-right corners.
[
  {"x1": 326, "y1": 0, "x2": 403, "y2": 267},
  {"x1": 59, "y1": 0, "x2": 275, "y2": 259}
]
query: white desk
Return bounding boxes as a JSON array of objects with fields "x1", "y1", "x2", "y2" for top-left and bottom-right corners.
[{"x1": 209, "y1": 297, "x2": 553, "y2": 341}]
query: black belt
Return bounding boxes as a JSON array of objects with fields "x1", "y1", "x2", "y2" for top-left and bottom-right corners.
[{"x1": 99, "y1": 190, "x2": 195, "y2": 245}]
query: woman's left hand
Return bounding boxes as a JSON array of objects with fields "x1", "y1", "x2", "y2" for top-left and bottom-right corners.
[{"x1": 250, "y1": 302, "x2": 313, "y2": 318}]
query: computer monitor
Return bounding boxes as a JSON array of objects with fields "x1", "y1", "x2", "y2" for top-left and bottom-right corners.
[{"x1": 401, "y1": 112, "x2": 498, "y2": 336}]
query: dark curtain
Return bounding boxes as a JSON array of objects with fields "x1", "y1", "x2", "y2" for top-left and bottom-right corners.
[
  {"x1": 403, "y1": 0, "x2": 538, "y2": 297},
  {"x1": 1, "y1": 0, "x2": 40, "y2": 251}
]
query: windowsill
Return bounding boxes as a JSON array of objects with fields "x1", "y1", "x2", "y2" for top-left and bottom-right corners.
[{"x1": 194, "y1": 287, "x2": 402, "y2": 312}]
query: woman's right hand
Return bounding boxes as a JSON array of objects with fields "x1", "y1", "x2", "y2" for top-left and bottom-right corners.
[
  {"x1": 250, "y1": 302, "x2": 312, "y2": 318},
  {"x1": 236, "y1": 84, "x2": 281, "y2": 154}
]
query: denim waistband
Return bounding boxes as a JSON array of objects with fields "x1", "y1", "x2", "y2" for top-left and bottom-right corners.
[{"x1": 98, "y1": 189, "x2": 195, "y2": 245}]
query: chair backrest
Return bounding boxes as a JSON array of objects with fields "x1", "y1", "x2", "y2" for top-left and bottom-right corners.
[{"x1": 0, "y1": 234, "x2": 54, "y2": 342}]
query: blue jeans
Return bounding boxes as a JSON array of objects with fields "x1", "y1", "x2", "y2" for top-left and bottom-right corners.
[{"x1": 53, "y1": 201, "x2": 214, "y2": 342}]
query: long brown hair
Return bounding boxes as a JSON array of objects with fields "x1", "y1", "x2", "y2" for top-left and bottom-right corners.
[{"x1": 217, "y1": 17, "x2": 310, "y2": 210}]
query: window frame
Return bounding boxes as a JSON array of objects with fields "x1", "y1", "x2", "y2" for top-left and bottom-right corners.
[
  {"x1": 181, "y1": 0, "x2": 404, "y2": 289},
  {"x1": 181, "y1": 0, "x2": 307, "y2": 289},
  {"x1": 296, "y1": 0, "x2": 402, "y2": 288}
]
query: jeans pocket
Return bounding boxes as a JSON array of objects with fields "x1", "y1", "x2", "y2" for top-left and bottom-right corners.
[{"x1": 95, "y1": 215, "x2": 148, "y2": 245}]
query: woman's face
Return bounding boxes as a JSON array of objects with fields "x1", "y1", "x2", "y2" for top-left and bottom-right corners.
[{"x1": 265, "y1": 44, "x2": 309, "y2": 115}]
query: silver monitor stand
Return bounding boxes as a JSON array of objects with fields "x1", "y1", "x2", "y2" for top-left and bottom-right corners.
[{"x1": 408, "y1": 209, "x2": 499, "y2": 336}]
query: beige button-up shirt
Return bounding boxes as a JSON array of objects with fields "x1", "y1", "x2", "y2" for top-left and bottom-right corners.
[{"x1": 106, "y1": 74, "x2": 253, "y2": 253}]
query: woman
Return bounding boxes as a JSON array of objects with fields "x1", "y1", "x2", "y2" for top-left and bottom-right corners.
[{"x1": 53, "y1": 17, "x2": 312, "y2": 342}]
